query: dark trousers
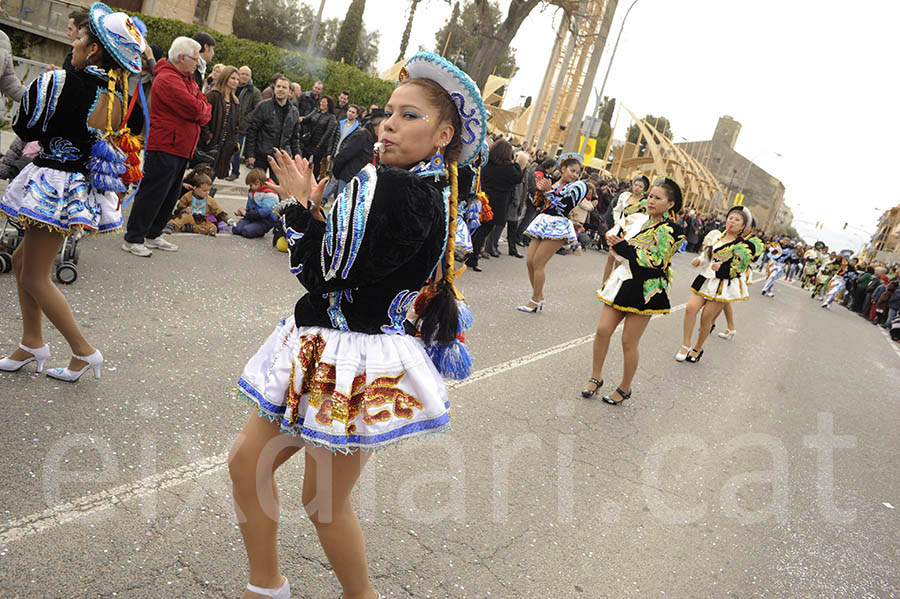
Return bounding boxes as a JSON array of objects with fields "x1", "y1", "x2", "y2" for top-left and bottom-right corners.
[
  {"x1": 466, "y1": 223, "x2": 493, "y2": 268},
  {"x1": 230, "y1": 132, "x2": 245, "y2": 177},
  {"x1": 124, "y1": 151, "x2": 189, "y2": 244},
  {"x1": 505, "y1": 221, "x2": 521, "y2": 255},
  {"x1": 487, "y1": 218, "x2": 504, "y2": 254},
  {"x1": 515, "y1": 203, "x2": 539, "y2": 246},
  {"x1": 233, "y1": 218, "x2": 273, "y2": 238}
]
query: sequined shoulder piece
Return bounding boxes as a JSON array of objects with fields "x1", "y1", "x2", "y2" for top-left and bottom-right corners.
[
  {"x1": 554, "y1": 180, "x2": 588, "y2": 203},
  {"x1": 21, "y1": 69, "x2": 66, "y2": 131},
  {"x1": 321, "y1": 163, "x2": 377, "y2": 281}
]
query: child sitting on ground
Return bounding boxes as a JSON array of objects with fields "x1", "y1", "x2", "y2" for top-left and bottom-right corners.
[
  {"x1": 173, "y1": 166, "x2": 230, "y2": 233},
  {"x1": 232, "y1": 168, "x2": 279, "y2": 238},
  {"x1": 164, "y1": 173, "x2": 227, "y2": 236}
]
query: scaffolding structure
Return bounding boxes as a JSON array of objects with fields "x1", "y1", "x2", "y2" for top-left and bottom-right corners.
[
  {"x1": 518, "y1": 0, "x2": 617, "y2": 153},
  {"x1": 609, "y1": 107, "x2": 729, "y2": 214}
]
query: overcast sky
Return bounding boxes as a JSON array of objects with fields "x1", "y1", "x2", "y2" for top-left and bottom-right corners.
[{"x1": 313, "y1": 0, "x2": 899, "y2": 252}]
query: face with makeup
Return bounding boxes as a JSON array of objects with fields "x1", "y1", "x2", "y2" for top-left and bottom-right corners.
[
  {"x1": 380, "y1": 83, "x2": 454, "y2": 169},
  {"x1": 645, "y1": 185, "x2": 675, "y2": 218},
  {"x1": 631, "y1": 178, "x2": 647, "y2": 194},
  {"x1": 559, "y1": 161, "x2": 581, "y2": 184},
  {"x1": 71, "y1": 27, "x2": 99, "y2": 69}
]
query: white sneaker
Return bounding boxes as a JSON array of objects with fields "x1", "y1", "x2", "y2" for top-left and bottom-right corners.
[
  {"x1": 121, "y1": 241, "x2": 152, "y2": 257},
  {"x1": 144, "y1": 236, "x2": 178, "y2": 251}
]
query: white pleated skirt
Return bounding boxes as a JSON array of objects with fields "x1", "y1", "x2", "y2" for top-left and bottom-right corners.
[
  {"x1": 0, "y1": 164, "x2": 122, "y2": 235},
  {"x1": 524, "y1": 213, "x2": 576, "y2": 245},
  {"x1": 237, "y1": 319, "x2": 451, "y2": 453}
]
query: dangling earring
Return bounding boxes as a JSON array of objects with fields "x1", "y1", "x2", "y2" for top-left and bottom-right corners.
[{"x1": 429, "y1": 147, "x2": 445, "y2": 171}]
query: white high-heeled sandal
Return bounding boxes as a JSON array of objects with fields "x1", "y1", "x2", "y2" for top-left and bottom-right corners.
[
  {"x1": 45, "y1": 349, "x2": 103, "y2": 382},
  {"x1": 675, "y1": 345, "x2": 691, "y2": 362},
  {"x1": 245, "y1": 576, "x2": 290, "y2": 598},
  {"x1": 717, "y1": 329, "x2": 736, "y2": 340},
  {"x1": 516, "y1": 299, "x2": 545, "y2": 313},
  {"x1": 0, "y1": 343, "x2": 50, "y2": 373}
]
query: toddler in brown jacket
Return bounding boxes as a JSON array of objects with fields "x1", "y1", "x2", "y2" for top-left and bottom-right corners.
[{"x1": 165, "y1": 173, "x2": 227, "y2": 236}]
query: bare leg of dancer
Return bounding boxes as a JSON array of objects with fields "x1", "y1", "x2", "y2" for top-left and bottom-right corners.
[
  {"x1": 583, "y1": 305, "x2": 625, "y2": 393},
  {"x1": 2, "y1": 227, "x2": 94, "y2": 370}
]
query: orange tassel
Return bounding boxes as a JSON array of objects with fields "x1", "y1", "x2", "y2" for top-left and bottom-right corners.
[
  {"x1": 113, "y1": 129, "x2": 144, "y2": 186},
  {"x1": 477, "y1": 190, "x2": 493, "y2": 223}
]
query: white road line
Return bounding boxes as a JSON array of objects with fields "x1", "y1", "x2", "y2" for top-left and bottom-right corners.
[
  {"x1": 0, "y1": 302, "x2": 686, "y2": 545},
  {"x1": 0, "y1": 453, "x2": 228, "y2": 546}
]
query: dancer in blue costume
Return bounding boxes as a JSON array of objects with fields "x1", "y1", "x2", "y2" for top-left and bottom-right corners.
[
  {"x1": 517, "y1": 152, "x2": 587, "y2": 312},
  {"x1": 228, "y1": 52, "x2": 487, "y2": 599},
  {"x1": 0, "y1": 2, "x2": 145, "y2": 381}
]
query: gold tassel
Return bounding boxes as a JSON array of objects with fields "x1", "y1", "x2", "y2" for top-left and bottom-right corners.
[
  {"x1": 445, "y1": 162, "x2": 466, "y2": 292},
  {"x1": 105, "y1": 69, "x2": 118, "y2": 137}
]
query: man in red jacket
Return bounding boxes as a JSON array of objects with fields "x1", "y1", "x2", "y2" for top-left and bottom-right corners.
[{"x1": 123, "y1": 36, "x2": 211, "y2": 257}]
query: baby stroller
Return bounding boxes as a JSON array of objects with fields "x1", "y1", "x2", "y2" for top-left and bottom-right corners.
[
  {"x1": 0, "y1": 217, "x2": 23, "y2": 274},
  {"x1": 0, "y1": 218, "x2": 81, "y2": 284}
]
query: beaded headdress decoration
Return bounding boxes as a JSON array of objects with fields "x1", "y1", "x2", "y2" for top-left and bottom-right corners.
[
  {"x1": 398, "y1": 52, "x2": 487, "y2": 379},
  {"x1": 86, "y1": 2, "x2": 147, "y2": 198}
]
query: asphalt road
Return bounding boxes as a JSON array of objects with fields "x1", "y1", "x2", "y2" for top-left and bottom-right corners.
[{"x1": 1, "y1": 191, "x2": 898, "y2": 598}]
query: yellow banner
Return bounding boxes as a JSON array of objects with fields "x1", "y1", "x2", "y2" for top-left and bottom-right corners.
[{"x1": 579, "y1": 136, "x2": 597, "y2": 164}]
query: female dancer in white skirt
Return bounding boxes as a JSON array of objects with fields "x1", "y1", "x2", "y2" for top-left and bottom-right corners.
[
  {"x1": 716, "y1": 220, "x2": 764, "y2": 340},
  {"x1": 676, "y1": 206, "x2": 753, "y2": 363},
  {"x1": 228, "y1": 52, "x2": 486, "y2": 599},
  {"x1": 600, "y1": 175, "x2": 649, "y2": 286},
  {"x1": 517, "y1": 153, "x2": 587, "y2": 312},
  {"x1": 0, "y1": 2, "x2": 144, "y2": 381},
  {"x1": 584, "y1": 178, "x2": 685, "y2": 403}
]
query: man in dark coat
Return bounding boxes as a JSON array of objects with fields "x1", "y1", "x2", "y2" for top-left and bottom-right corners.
[
  {"x1": 244, "y1": 75, "x2": 301, "y2": 183},
  {"x1": 323, "y1": 108, "x2": 384, "y2": 205},
  {"x1": 123, "y1": 37, "x2": 211, "y2": 257},
  {"x1": 190, "y1": 31, "x2": 215, "y2": 89},
  {"x1": 333, "y1": 91, "x2": 350, "y2": 121},
  {"x1": 227, "y1": 65, "x2": 261, "y2": 180},
  {"x1": 297, "y1": 80, "x2": 323, "y2": 117}
]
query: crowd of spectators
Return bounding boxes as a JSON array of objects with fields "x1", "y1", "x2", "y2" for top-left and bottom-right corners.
[{"x1": 3, "y1": 12, "x2": 898, "y2": 342}]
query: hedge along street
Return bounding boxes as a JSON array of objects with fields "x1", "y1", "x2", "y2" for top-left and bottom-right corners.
[{"x1": 126, "y1": 12, "x2": 395, "y2": 109}]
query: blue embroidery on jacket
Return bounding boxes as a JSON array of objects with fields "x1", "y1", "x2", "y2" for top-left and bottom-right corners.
[
  {"x1": 39, "y1": 138, "x2": 82, "y2": 163},
  {"x1": 380, "y1": 290, "x2": 419, "y2": 335}
]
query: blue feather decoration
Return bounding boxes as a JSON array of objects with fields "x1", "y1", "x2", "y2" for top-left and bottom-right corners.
[
  {"x1": 88, "y1": 138, "x2": 127, "y2": 192},
  {"x1": 456, "y1": 300, "x2": 473, "y2": 333},
  {"x1": 425, "y1": 339, "x2": 473, "y2": 380}
]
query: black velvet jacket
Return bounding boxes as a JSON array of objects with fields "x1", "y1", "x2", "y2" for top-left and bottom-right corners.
[
  {"x1": 282, "y1": 164, "x2": 447, "y2": 335},
  {"x1": 17, "y1": 66, "x2": 144, "y2": 175}
]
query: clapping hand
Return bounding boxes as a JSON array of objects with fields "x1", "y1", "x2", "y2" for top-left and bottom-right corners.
[
  {"x1": 711, "y1": 261, "x2": 722, "y2": 271},
  {"x1": 267, "y1": 148, "x2": 328, "y2": 221},
  {"x1": 536, "y1": 177, "x2": 552, "y2": 192}
]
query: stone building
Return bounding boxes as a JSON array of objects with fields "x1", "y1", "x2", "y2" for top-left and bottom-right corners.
[
  {"x1": 865, "y1": 205, "x2": 900, "y2": 263},
  {"x1": 1, "y1": 0, "x2": 235, "y2": 66},
  {"x1": 775, "y1": 202, "x2": 794, "y2": 228},
  {"x1": 676, "y1": 116, "x2": 786, "y2": 232}
]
